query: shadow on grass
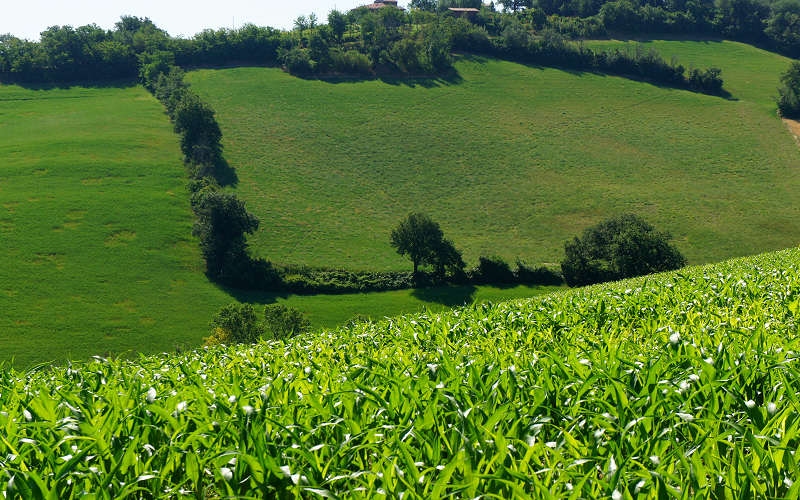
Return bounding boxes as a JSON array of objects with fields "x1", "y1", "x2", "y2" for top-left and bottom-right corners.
[
  {"x1": 215, "y1": 284, "x2": 288, "y2": 306},
  {"x1": 307, "y1": 67, "x2": 464, "y2": 88},
  {"x1": 5, "y1": 78, "x2": 139, "y2": 92},
  {"x1": 411, "y1": 284, "x2": 477, "y2": 307},
  {"x1": 213, "y1": 156, "x2": 239, "y2": 187}
]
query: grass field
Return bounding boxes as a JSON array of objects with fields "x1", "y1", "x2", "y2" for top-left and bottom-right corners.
[
  {"x1": 187, "y1": 40, "x2": 800, "y2": 271},
  {"x1": 0, "y1": 82, "x2": 233, "y2": 367},
  {"x1": 0, "y1": 83, "x2": 555, "y2": 369},
  {"x1": 2, "y1": 247, "x2": 798, "y2": 496}
]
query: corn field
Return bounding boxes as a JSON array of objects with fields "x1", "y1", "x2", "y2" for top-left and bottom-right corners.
[{"x1": 2, "y1": 249, "x2": 800, "y2": 498}]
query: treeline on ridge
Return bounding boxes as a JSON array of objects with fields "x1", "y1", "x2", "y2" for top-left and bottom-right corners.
[{"x1": 0, "y1": 9, "x2": 726, "y2": 95}]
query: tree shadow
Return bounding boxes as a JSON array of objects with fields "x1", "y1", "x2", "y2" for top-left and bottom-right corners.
[
  {"x1": 5, "y1": 78, "x2": 139, "y2": 91},
  {"x1": 213, "y1": 282, "x2": 288, "y2": 305},
  {"x1": 411, "y1": 284, "x2": 477, "y2": 307},
  {"x1": 213, "y1": 156, "x2": 239, "y2": 187},
  {"x1": 310, "y1": 67, "x2": 464, "y2": 88}
]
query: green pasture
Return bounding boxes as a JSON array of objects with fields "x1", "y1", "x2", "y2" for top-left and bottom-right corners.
[
  {"x1": 187, "y1": 40, "x2": 800, "y2": 270},
  {"x1": 0, "y1": 82, "x2": 553, "y2": 368},
  {"x1": 0, "y1": 82, "x2": 230, "y2": 367}
]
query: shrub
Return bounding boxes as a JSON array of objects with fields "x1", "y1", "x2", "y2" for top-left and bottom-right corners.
[
  {"x1": 777, "y1": 61, "x2": 800, "y2": 118},
  {"x1": 192, "y1": 191, "x2": 259, "y2": 283},
  {"x1": 283, "y1": 47, "x2": 313, "y2": 75},
  {"x1": 561, "y1": 214, "x2": 686, "y2": 287},
  {"x1": 472, "y1": 256, "x2": 515, "y2": 284},
  {"x1": 688, "y1": 67, "x2": 723, "y2": 95},
  {"x1": 173, "y1": 91, "x2": 223, "y2": 167},
  {"x1": 330, "y1": 49, "x2": 373, "y2": 75},
  {"x1": 207, "y1": 303, "x2": 263, "y2": 344},
  {"x1": 515, "y1": 260, "x2": 564, "y2": 285},
  {"x1": 263, "y1": 304, "x2": 311, "y2": 340}
]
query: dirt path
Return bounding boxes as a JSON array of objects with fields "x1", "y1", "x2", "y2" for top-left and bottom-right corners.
[{"x1": 782, "y1": 117, "x2": 800, "y2": 146}]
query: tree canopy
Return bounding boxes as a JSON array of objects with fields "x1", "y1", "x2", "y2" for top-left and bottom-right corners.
[{"x1": 561, "y1": 214, "x2": 686, "y2": 287}]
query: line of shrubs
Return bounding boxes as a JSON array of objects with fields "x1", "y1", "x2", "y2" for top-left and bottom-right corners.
[
  {"x1": 279, "y1": 257, "x2": 563, "y2": 295},
  {"x1": 448, "y1": 18, "x2": 724, "y2": 95}
]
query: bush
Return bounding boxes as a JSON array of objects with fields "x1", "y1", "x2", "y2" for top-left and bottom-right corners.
[
  {"x1": 472, "y1": 256, "x2": 515, "y2": 284},
  {"x1": 283, "y1": 47, "x2": 313, "y2": 75},
  {"x1": 688, "y1": 67, "x2": 724, "y2": 95},
  {"x1": 263, "y1": 304, "x2": 311, "y2": 340},
  {"x1": 561, "y1": 214, "x2": 686, "y2": 287},
  {"x1": 515, "y1": 260, "x2": 564, "y2": 285},
  {"x1": 192, "y1": 191, "x2": 259, "y2": 283},
  {"x1": 329, "y1": 49, "x2": 373, "y2": 75},
  {"x1": 207, "y1": 303, "x2": 263, "y2": 344},
  {"x1": 777, "y1": 61, "x2": 800, "y2": 118}
]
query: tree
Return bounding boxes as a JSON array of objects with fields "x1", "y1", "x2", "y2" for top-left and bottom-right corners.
[
  {"x1": 410, "y1": 0, "x2": 439, "y2": 11},
  {"x1": 390, "y1": 213, "x2": 445, "y2": 274},
  {"x1": 173, "y1": 91, "x2": 223, "y2": 167},
  {"x1": 328, "y1": 10, "x2": 348, "y2": 43},
  {"x1": 497, "y1": 0, "x2": 533, "y2": 12},
  {"x1": 560, "y1": 214, "x2": 686, "y2": 287},
  {"x1": 207, "y1": 303, "x2": 263, "y2": 344},
  {"x1": 777, "y1": 61, "x2": 800, "y2": 117},
  {"x1": 263, "y1": 304, "x2": 311, "y2": 340},
  {"x1": 431, "y1": 238, "x2": 466, "y2": 278},
  {"x1": 192, "y1": 192, "x2": 259, "y2": 282}
]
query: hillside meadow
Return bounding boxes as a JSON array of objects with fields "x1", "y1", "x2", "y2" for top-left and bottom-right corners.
[
  {"x1": 1, "y1": 247, "x2": 798, "y2": 496},
  {"x1": 187, "y1": 39, "x2": 800, "y2": 271},
  {"x1": 0, "y1": 82, "x2": 554, "y2": 367}
]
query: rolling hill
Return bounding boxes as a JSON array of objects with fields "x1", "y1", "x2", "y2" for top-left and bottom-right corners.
[{"x1": 187, "y1": 39, "x2": 800, "y2": 271}]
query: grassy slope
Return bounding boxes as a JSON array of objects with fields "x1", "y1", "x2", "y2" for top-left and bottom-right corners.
[
  {"x1": 2, "y1": 247, "x2": 798, "y2": 496},
  {"x1": 0, "y1": 83, "x2": 235, "y2": 366},
  {"x1": 0, "y1": 83, "x2": 555, "y2": 368},
  {"x1": 187, "y1": 41, "x2": 800, "y2": 271}
]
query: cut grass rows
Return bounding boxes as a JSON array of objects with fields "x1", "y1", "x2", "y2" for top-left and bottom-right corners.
[{"x1": 1, "y1": 248, "x2": 799, "y2": 496}]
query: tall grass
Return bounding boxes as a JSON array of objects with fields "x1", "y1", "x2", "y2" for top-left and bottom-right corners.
[{"x1": 1, "y1": 248, "x2": 799, "y2": 497}]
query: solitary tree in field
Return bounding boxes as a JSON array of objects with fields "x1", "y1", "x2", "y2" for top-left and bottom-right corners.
[{"x1": 391, "y1": 213, "x2": 463, "y2": 276}]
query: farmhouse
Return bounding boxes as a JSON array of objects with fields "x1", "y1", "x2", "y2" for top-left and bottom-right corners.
[
  {"x1": 447, "y1": 7, "x2": 480, "y2": 19},
  {"x1": 362, "y1": 0, "x2": 405, "y2": 9}
]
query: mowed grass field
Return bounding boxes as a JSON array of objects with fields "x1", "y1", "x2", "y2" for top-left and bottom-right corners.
[
  {"x1": 0, "y1": 83, "x2": 231, "y2": 366},
  {"x1": 187, "y1": 40, "x2": 800, "y2": 271},
  {"x1": 0, "y1": 84, "x2": 553, "y2": 368}
]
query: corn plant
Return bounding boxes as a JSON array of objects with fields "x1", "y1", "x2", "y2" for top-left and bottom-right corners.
[{"x1": 2, "y1": 249, "x2": 800, "y2": 498}]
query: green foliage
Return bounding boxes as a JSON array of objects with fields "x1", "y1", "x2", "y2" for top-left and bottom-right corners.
[
  {"x1": 263, "y1": 303, "x2": 311, "y2": 340},
  {"x1": 778, "y1": 61, "x2": 800, "y2": 118},
  {"x1": 1, "y1": 249, "x2": 799, "y2": 495},
  {"x1": 172, "y1": 91, "x2": 223, "y2": 168},
  {"x1": 209, "y1": 302, "x2": 263, "y2": 344},
  {"x1": 328, "y1": 10, "x2": 348, "y2": 43},
  {"x1": 391, "y1": 213, "x2": 460, "y2": 275},
  {"x1": 472, "y1": 255, "x2": 515, "y2": 284},
  {"x1": 561, "y1": 214, "x2": 686, "y2": 286},
  {"x1": 192, "y1": 191, "x2": 259, "y2": 282},
  {"x1": 138, "y1": 50, "x2": 174, "y2": 89}
]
